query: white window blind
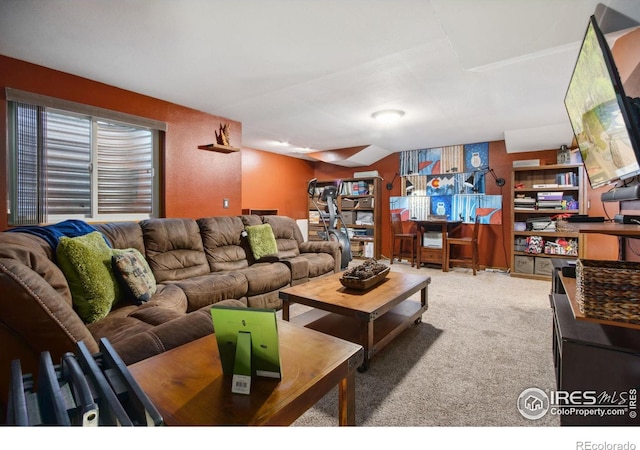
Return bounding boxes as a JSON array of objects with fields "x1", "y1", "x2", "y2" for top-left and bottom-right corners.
[
  {"x1": 7, "y1": 92, "x2": 163, "y2": 225},
  {"x1": 97, "y1": 120, "x2": 153, "y2": 214}
]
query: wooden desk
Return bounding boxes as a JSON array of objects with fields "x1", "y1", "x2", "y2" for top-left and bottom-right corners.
[
  {"x1": 411, "y1": 219, "x2": 462, "y2": 269},
  {"x1": 129, "y1": 321, "x2": 363, "y2": 426}
]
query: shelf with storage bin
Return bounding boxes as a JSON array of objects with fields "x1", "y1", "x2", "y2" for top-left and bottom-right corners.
[
  {"x1": 511, "y1": 164, "x2": 586, "y2": 280},
  {"x1": 306, "y1": 177, "x2": 381, "y2": 259}
]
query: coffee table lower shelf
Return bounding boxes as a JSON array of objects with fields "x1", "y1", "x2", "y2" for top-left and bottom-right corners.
[{"x1": 290, "y1": 300, "x2": 426, "y2": 371}]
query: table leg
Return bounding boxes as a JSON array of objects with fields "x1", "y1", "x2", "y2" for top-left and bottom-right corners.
[
  {"x1": 357, "y1": 319, "x2": 374, "y2": 372},
  {"x1": 282, "y1": 298, "x2": 290, "y2": 321},
  {"x1": 417, "y1": 225, "x2": 423, "y2": 267},
  {"x1": 338, "y1": 371, "x2": 356, "y2": 426}
]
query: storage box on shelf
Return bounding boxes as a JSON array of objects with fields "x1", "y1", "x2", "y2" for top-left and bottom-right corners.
[
  {"x1": 307, "y1": 177, "x2": 381, "y2": 259},
  {"x1": 511, "y1": 164, "x2": 586, "y2": 280}
]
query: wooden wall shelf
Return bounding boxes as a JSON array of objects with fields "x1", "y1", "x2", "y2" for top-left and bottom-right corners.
[{"x1": 198, "y1": 143, "x2": 240, "y2": 153}]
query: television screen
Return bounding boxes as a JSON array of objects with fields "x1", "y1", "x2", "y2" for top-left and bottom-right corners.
[{"x1": 564, "y1": 15, "x2": 640, "y2": 188}]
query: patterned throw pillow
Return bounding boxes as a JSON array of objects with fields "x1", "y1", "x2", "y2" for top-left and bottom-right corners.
[
  {"x1": 112, "y1": 248, "x2": 157, "y2": 305},
  {"x1": 56, "y1": 231, "x2": 121, "y2": 324},
  {"x1": 245, "y1": 224, "x2": 279, "y2": 261}
]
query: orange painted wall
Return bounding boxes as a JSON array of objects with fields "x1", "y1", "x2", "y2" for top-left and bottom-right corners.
[
  {"x1": 241, "y1": 148, "x2": 315, "y2": 219},
  {"x1": 0, "y1": 55, "x2": 242, "y2": 230}
]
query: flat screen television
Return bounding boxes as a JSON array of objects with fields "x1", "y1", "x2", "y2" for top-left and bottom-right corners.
[{"x1": 564, "y1": 15, "x2": 640, "y2": 189}]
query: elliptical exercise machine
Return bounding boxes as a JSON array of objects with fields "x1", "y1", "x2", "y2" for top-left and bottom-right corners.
[{"x1": 307, "y1": 178, "x2": 352, "y2": 270}]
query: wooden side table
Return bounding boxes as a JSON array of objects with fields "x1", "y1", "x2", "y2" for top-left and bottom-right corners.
[{"x1": 129, "y1": 320, "x2": 363, "y2": 426}]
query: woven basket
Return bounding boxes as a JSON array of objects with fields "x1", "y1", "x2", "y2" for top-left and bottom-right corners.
[
  {"x1": 340, "y1": 267, "x2": 390, "y2": 290},
  {"x1": 576, "y1": 259, "x2": 640, "y2": 325}
]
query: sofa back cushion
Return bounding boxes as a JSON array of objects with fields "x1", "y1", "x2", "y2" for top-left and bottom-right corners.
[
  {"x1": 140, "y1": 218, "x2": 210, "y2": 282},
  {"x1": 94, "y1": 221, "x2": 145, "y2": 253},
  {"x1": 197, "y1": 216, "x2": 250, "y2": 272},
  {"x1": 262, "y1": 215, "x2": 303, "y2": 259}
]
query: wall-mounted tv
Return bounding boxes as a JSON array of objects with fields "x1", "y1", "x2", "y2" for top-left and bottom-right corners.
[{"x1": 564, "y1": 15, "x2": 640, "y2": 189}]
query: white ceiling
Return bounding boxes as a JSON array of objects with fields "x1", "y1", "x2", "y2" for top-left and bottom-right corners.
[{"x1": 1, "y1": 0, "x2": 640, "y2": 166}]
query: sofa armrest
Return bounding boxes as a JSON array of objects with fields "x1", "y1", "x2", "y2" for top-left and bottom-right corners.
[{"x1": 299, "y1": 240, "x2": 342, "y2": 273}]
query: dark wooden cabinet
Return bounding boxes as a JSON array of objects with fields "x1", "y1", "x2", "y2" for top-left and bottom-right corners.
[{"x1": 550, "y1": 266, "x2": 640, "y2": 426}]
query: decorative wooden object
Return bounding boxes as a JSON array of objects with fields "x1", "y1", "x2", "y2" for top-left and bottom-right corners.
[
  {"x1": 215, "y1": 123, "x2": 230, "y2": 146},
  {"x1": 198, "y1": 123, "x2": 240, "y2": 153}
]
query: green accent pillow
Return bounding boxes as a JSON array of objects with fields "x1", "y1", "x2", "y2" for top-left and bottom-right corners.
[
  {"x1": 112, "y1": 248, "x2": 157, "y2": 305},
  {"x1": 245, "y1": 224, "x2": 278, "y2": 261},
  {"x1": 56, "y1": 231, "x2": 121, "y2": 324}
]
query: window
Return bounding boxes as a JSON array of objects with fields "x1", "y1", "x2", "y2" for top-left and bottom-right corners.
[{"x1": 6, "y1": 89, "x2": 165, "y2": 225}]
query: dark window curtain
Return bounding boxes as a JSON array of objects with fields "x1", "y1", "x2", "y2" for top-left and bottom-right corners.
[{"x1": 12, "y1": 103, "x2": 46, "y2": 225}]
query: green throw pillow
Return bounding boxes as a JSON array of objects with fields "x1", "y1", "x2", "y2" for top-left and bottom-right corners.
[
  {"x1": 112, "y1": 248, "x2": 157, "y2": 305},
  {"x1": 56, "y1": 231, "x2": 121, "y2": 324},
  {"x1": 245, "y1": 224, "x2": 278, "y2": 261}
]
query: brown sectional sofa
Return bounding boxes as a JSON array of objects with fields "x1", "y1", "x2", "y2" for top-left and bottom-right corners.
[{"x1": 0, "y1": 214, "x2": 341, "y2": 412}]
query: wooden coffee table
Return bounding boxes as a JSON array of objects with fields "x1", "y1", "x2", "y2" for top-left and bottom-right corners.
[
  {"x1": 279, "y1": 271, "x2": 430, "y2": 371},
  {"x1": 129, "y1": 320, "x2": 363, "y2": 426}
]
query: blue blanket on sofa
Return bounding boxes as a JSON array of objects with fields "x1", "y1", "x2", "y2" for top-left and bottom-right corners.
[{"x1": 7, "y1": 219, "x2": 103, "y2": 250}]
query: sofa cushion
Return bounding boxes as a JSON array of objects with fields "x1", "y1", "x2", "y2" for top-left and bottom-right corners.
[
  {"x1": 56, "y1": 231, "x2": 121, "y2": 324},
  {"x1": 112, "y1": 248, "x2": 157, "y2": 304},
  {"x1": 245, "y1": 224, "x2": 278, "y2": 261},
  {"x1": 299, "y1": 252, "x2": 336, "y2": 278},
  {"x1": 238, "y1": 261, "x2": 291, "y2": 296},
  {"x1": 141, "y1": 218, "x2": 210, "y2": 283},
  {"x1": 197, "y1": 216, "x2": 250, "y2": 272},
  {"x1": 245, "y1": 291, "x2": 282, "y2": 309},
  {"x1": 279, "y1": 256, "x2": 310, "y2": 284},
  {"x1": 106, "y1": 300, "x2": 246, "y2": 365},
  {"x1": 94, "y1": 221, "x2": 145, "y2": 254},
  {"x1": 167, "y1": 271, "x2": 249, "y2": 312},
  {"x1": 262, "y1": 215, "x2": 304, "y2": 259}
]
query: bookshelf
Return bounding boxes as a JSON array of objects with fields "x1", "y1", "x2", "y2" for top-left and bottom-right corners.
[
  {"x1": 511, "y1": 164, "x2": 586, "y2": 280},
  {"x1": 307, "y1": 177, "x2": 381, "y2": 260}
]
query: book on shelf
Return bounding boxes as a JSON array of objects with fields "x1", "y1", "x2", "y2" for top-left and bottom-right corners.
[
  {"x1": 532, "y1": 183, "x2": 559, "y2": 188},
  {"x1": 340, "y1": 180, "x2": 371, "y2": 196},
  {"x1": 537, "y1": 192, "x2": 563, "y2": 201},
  {"x1": 555, "y1": 172, "x2": 577, "y2": 186},
  {"x1": 537, "y1": 201, "x2": 564, "y2": 208},
  {"x1": 514, "y1": 196, "x2": 536, "y2": 209}
]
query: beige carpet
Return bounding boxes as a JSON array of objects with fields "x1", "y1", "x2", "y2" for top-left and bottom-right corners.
[{"x1": 285, "y1": 260, "x2": 560, "y2": 427}]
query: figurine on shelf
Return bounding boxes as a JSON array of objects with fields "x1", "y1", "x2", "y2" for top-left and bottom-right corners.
[{"x1": 215, "y1": 123, "x2": 230, "y2": 146}]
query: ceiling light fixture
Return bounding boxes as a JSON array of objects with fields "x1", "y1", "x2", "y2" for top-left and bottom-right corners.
[{"x1": 371, "y1": 109, "x2": 405, "y2": 124}]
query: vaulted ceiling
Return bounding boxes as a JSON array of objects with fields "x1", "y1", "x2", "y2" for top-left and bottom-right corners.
[{"x1": 1, "y1": 0, "x2": 640, "y2": 166}]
